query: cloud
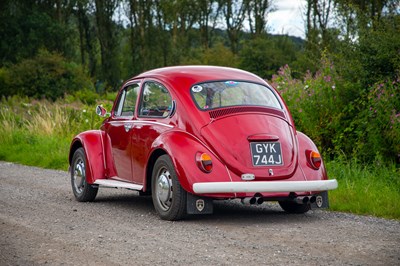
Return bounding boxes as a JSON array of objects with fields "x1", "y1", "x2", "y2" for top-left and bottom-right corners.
[{"x1": 267, "y1": 0, "x2": 306, "y2": 38}]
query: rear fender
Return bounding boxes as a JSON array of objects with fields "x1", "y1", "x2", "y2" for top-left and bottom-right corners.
[
  {"x1": 297, "y1": 131, "x2": 328, "y2": 181},
  {"x1": 69, "y1": 130, "x2": 108, "y2": 184},
  {"x1": 151, "y1": 130, "x2": 231, "y2": 194}
]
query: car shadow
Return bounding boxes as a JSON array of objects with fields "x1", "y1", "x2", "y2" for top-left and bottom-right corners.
[{"x1": 91, "y1": 189, "x2": 325, "y2": 224}]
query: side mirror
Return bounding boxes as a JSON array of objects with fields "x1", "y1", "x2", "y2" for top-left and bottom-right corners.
[{"x1": 96, "y1": 105, "x2": 109, "y2": 117}]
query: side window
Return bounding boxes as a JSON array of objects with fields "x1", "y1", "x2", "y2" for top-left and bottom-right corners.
[
  {"x1": 114, "y1": 83, "x2": 140, "y2": 117},
  {"x1": 139, "y1": 81, "x2": 172, "y2": 118}
]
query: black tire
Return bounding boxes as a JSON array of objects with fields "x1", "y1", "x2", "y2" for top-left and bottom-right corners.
[
  {"x1": 278, "y1": 201, "x2": 310, "y2": 214},
  {"x1": 70, "y1": 147, "x2": 98, "y2": 202},
  {"x1": 151, "y1": 155, "x2": 186, "y2": 221}
]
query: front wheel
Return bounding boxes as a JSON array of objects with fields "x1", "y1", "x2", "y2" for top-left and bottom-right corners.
[
  {"x1": 152, "y1": 155, "x2": 186, "y2": 221},
  {"x1": 71, "y1": 147, "x2": 98, "y2": 202},
  {"x1": 278, "y1": 201, "x2": 310, "y2": 214}
]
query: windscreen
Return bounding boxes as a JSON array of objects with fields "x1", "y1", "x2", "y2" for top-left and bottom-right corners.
[{"x1": 191, "y1": 81, "x2": 282, "y2": 110}]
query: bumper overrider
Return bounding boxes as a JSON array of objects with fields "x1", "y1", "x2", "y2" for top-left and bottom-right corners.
[{"x1": 192, "y1": 179, "x2": 338, "y2": 194}]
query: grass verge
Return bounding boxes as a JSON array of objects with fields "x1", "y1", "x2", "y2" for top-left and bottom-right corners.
[
  {"x1": 0, "y1": 130, "x2": 70, "y2": 170},
  {"x1": 327, "y1": 160, "x2": 400, "y2": 220}
]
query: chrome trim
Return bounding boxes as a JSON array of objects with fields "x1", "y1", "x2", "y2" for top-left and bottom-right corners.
[
  {"x1": 132, "y1": 120, "x2": 174, "y2": 128},
  {"x1": 108, "y1": 120, "x2": 174, "y2": 129},
  {"x1": 94, "y1": 179, "x2": 143, "y2": 190},
  {"x1": 192, "y1": 179, "x2": 338, "y2": 194}
]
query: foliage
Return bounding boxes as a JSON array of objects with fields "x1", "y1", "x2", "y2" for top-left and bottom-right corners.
[
  {"x1": 355, "y1": 79, "x2": 400, "y2": 162},
  {"x1": 0, "y1": 50, "x2": 94, "y2": 100},
  {"x1": 356, "y1": 16, "x2": 400, "y2": 89},
  {"x1": 271, "y1": 56, "x2": 400, "y2": 164},
  {"x1": 0, "y1": 0, "x2": 298, "y2": 85},
  {"x1": 240, "y1": 36, "x2": 299, "y2": 79},
  {"x1": 272, "y1": 57, "x2": 344, "y2": 156},
  {"x1": 181, "y1": 41, "x2": 240, "y2": 67},
  {"x1": 0, "y1": 1, "x2": 72, "y2": 65}
]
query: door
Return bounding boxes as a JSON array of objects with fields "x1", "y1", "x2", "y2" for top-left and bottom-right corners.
[{"x1": 106, "y1": 82, "x2": 140, "y2": 182}]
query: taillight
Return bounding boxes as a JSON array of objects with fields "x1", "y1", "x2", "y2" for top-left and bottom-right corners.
[
  {"x1": 306, "y1": 150, "x2": 322, "y2": 170},
  {"x1": 196, "y1": 153, "x2": 213, "y2": 173}
]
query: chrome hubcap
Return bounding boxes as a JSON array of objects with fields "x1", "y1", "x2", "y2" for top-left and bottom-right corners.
[
  {"x1": 73, "y1": 159, "x2": 85, "y2": 194},
  {"x1": 156, "y1": 168, "x2": 172, "y2": 211}
]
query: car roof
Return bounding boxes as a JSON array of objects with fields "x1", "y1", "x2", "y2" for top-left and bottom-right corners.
[{"x1": 131, "y1": 66, "x2": 266, "y2": 90}]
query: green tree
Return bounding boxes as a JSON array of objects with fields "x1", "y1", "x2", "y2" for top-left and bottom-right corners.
[
  {"x1": 240, "y1": 36, "x2": 298, "y2": 79},
  {"x1": 94, "y1": 0, "x2": 121, "y2": 89}
]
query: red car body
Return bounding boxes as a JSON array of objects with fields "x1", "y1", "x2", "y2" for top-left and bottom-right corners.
[{"x1": 69, "y1": 66, "x2": 337, "y2": 220}]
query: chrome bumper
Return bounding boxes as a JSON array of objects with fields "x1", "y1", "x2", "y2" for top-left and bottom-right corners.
[{"x1": 192, "y1": 179, "x2": 338, "y2": 194}]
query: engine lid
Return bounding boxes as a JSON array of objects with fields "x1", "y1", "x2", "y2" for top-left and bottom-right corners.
[{"x1": 200, "y1": 112, "x2": 298, "y2": 180}]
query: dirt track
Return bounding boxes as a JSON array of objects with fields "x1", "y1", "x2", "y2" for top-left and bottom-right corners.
[{"x1": 0, "y1": 161, "x2": 399, "y2": 265}]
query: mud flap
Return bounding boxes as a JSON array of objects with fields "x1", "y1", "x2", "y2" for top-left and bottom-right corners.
[
  {"x1": 186, "y1": 193, "x2": 213, "y2": 215},
  {"x1": 311, "y1": 191, "x2": 330, "y2": 209}
]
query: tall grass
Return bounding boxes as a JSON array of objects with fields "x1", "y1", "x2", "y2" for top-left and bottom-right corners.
[
  {"x1": 0, "y1": 96, "x2": 112, "y2": 169},
  {"x1": 327, "y1": 159, "x2": 400, "y2": 219}
]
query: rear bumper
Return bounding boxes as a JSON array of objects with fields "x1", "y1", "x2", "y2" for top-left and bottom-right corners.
[{"x1": 192, "y1": 179, "x2": 338, "y2": 194}]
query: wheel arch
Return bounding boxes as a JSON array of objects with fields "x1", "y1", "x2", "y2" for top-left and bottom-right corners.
[
  {"x1": 148, "y1": 130, "x2": 231, "y2": 194},
  {"x1": 69, "y1": 130, "x2": 107, "y2": 184},
  {"x1": 69, "y1": 140, "x2": 83, "y2": 166},
  {"x1": 145, "y1": 148, "x2": 168, "y2": 193}
]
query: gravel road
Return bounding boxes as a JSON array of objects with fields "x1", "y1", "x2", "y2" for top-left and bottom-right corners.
[{"x1": 0, "y1": 161, "x2": 399, "y2": 265}]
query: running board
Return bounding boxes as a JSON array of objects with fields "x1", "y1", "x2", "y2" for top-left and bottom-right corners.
[{"x1": 94, "y1": 179, "x2": 143, "y2": 191}]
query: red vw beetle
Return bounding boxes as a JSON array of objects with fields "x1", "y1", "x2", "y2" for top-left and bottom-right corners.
[{"x1": 69, "y1": 66, "x2": 338, "y2": 220}]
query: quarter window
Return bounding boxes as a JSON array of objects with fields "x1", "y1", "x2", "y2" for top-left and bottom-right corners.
[
  {"x1": 139, "y1": 82, "x2": 172, "y2": 118},
  {"x1": 114, "y1": 83, "x2": 140, "y2": 117}
]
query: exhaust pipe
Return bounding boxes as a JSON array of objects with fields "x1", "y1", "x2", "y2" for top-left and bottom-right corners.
[
  {"x1": 256, "y1": 197, "x2": 264, "y2": 205},
  {"x1": 310, "y1": 196, "x2": 316, "y2": 204},
  {"x1": 241, "y1": 194, "x2": 264, "y2": 205},
  {"x1": 295, "y1": 196, "x2": 310, "y2": 204},
  {"x1": 294, "y1": 196, "x2": 317, "y2": 204},
  {"x1": 241, "y1": 197, "x2": 257, "y2": 205}
]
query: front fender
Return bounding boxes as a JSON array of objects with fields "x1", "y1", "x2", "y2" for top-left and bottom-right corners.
[
  {"x1": 69, "y1": 130, "x2": 106, "y2": 184},
  {"x1": 152, "y1": 130, "x2": 231, "y2": 194},
  {"x1": 297, "y1": 131, "x2": 328, "y2": 181}
]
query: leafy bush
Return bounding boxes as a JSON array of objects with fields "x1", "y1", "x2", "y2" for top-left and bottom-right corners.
[
  {"x1": 271, "y1": 57, "x2": 345, "y2": 156},
  {"x1": 355, "y1": 79, "x2": 400, "y2": 162},
  {"x1": 1, "y1": 50, "x2": 94, "y2": 100},
  {"x1": 271, "y1": 57, "x2": 400, "y2": 164}
]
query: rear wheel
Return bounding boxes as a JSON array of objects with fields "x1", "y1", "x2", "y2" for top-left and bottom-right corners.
[
  {"x1": 279, "y1": 201, "x2": 310, "y2": 214},
  {"x1": 152, "y1": 155, "x2": 186, "y2": 220},
  {"x1": 71, "y1": 147, "x2": 98, "y2": 202}
]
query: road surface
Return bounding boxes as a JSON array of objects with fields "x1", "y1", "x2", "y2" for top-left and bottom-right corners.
[{"x1": 0, "y1": 161, "x2": 399, "y2": 265}]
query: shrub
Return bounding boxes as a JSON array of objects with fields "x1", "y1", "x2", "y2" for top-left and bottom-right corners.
[
  {"x1": 2, "y1": 50, "x2": 94, "y2": 100},
  {"x1": 271, "y1": 56, "x2": 400, "y2": 165},
  {"x1": 354, "y1": 79, "x2": 400, "y2": 162},
  {"x1": 271, "y1": 57, "x2": 345, "y2": 156}
]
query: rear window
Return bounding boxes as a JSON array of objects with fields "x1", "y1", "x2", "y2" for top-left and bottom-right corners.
[{"x1": 191, "y1": 81, "x2": 282, "y2": 110}]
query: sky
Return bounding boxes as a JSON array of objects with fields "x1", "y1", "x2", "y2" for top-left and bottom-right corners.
[{"x1": 267, "y1": 0, "x2": 306, "y2": 38}]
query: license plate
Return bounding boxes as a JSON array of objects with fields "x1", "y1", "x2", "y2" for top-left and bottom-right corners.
[{"x1": 250, "y1": 142, "x2": 283, "y2": 166}]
